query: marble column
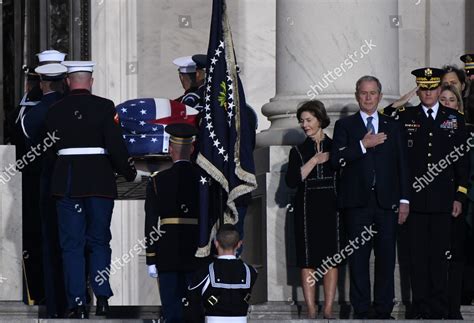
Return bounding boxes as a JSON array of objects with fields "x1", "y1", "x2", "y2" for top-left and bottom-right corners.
[
  {"x1": 257, "y1": 0, "x2": 400, "y2": 147},
  {"x1": 0, "y1": 146, "x2": 22, "y2": 301}
]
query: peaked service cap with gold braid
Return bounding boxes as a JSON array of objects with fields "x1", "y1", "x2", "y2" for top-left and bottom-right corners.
[
  {"x1": 411, "y1": 67, "x2": 444, "y2": 90},
  {"x1": 165, "y1": 123, "x2": 198, "y2": 145},
  {"x1": 460, "y1": 54, "x2": 474, "y2": 76}
]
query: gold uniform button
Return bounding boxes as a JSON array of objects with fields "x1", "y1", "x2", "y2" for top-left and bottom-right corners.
[
  {"x1": 429, "y1": 132, "x2": 433, "y2": 136},
  {"x1": 428, "y1": 153, "x2": 432, "y2": 157},
  {"x1": 428, "y1": 143, "x2": 432, "y2": 146},
  {"x1": 428, "y1": 163, "x2": 432, "y2": 167}
]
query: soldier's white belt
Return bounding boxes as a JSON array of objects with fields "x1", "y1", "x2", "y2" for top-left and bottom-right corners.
[
  {"x1": 206, "y1": 316, "x2": 246, "y2": 323},
  {"x1": 160, "y1": 217, "x2": 198, "y2": 225},
  {"x1": 58, "y1": 147, "x2": 107, "y2": 155}
]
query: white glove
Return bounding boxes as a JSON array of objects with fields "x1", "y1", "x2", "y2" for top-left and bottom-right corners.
[
  {"x1": 134, "y1": 169, "x2": 151, "y2": 183},
  {"x1": 148, "y1": 264, "x2": 158, "y2": 278}
]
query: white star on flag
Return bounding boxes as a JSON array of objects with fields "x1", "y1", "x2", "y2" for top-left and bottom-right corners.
[
  {"x1": 219, "y1": 40, "x2": 225, "y2": 48},
  {"x1": 206, "y1": 123, "x2": 213, "y2": 130},
  {"x1": 131, "y1": 103, "x2": 136, "y2": 106},
  {"x1": 140, "y1": 134, "x2": 146, "y2": 138},
  {"x1": 224, "y1": 154, "x2": 228, "y2": 162},
  {"x1": 211, "y1": 57, "x2": 217, "y2": 65},
  {"x1": 200, "y1": 176, "x2": 208, "y2": 185},
  {"x1": 209, "y1": 131, "x2": 216, "y2": 139},
  {"x1": 139, "y1": 121, "x2": 146, "y2": 126},
  {"x1": 218, "y1": 147, "x2": 225, "y2": 155},
  {"x1": 213, "y1": 139, "x2": 220, "y2": 147},
  {"x1": 152, "y1": 127, "x2": 158, "y2": 131},
  {"x1": 215, "y1": 48, "x2": 222, "y2": 57},
  {"x1": 121, "y1": 108, "x2": 127, "y2": 113},
  {"x1": 129, "y1": 138, "x2": 136, "y2": 143},
  {"x1": 151, "y1": 138, "x2": 157, "y2": 143},
  {"x1": 140, "y1": 109, "x2": 147, "y2": 115}
]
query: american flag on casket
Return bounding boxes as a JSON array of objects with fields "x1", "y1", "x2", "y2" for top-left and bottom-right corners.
[{"x1": 115, "y1": 98, "x2": 199, "y2": 156}]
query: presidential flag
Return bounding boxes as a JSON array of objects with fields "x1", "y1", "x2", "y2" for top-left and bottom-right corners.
[
  {"x1": 196, "y1": 0, "x2": 257, "y2": 257},
  {"x1": 116, "y1": 98, "x2": 198, "y2": 156}
]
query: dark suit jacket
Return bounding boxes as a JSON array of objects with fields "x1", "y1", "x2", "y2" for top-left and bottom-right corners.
[{"x1": 331, "y1": 111, "x2": 409, "y2": 209}]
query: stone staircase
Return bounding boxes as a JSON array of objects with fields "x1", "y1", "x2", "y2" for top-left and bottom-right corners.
[{"x1": 1, "y1": 301, "x2": 474, "y2": 322}]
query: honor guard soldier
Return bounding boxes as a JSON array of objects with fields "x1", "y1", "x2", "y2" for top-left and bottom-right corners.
[
  {"x1": 11, "y1": 49, "x2": 67, "y2": 306},
  {"x1": 144, "y1": 123, "x2": 202, "y2": 323},
  {"x1": 185, "y1": 224, "x2": 258, "y2": 323},
  {"x1": 461, "y1": 54, "x2": 474, "y2": 124},
  {"x1": 46, "y1": 60, "x2": 137, "y2": 318},
  {"x1": 23, "y1": 62, "x2": 68, "y2": 317},
  {"x1": 393, "y1": 67, "x2": 469, "y2": 319},
  {"x1": 461, "y1": 54, "x2": 474, "y2": 81},
  {"x1": 173, "y1": 55, "x2": 206, "y2": 111}
]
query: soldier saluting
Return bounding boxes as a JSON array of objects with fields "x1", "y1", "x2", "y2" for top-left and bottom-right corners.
[{"x1": 390, "y1": 67, "x2": 468, "y2": 319}]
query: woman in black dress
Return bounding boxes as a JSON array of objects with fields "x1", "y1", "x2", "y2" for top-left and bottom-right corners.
[{"x1": 286, "y1": 100, "x2": 339, "y2": 319}]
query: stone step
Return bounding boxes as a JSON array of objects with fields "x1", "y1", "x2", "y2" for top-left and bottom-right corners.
[{"x1": 1, "y1": 301, "x2": 474, "y2": 322}]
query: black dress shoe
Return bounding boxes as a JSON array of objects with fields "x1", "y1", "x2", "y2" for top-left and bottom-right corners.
[
  {"x1": 68, "y1": 305, "x2": 88, "y2": 319},
  {"x1": 95, "y1": 296, "x2": 109, "y2": 316}
]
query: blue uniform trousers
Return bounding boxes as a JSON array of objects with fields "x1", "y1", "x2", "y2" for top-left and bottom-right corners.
[
  {"x1": 56, "y1": 195, "x2": 114, "y2": 308},
  {"x1": 158, "y1": 271, "x2": 194, "y2": 322},
  {"x1": 40, "y1": 172, "x2": 67, "y2": 316}
]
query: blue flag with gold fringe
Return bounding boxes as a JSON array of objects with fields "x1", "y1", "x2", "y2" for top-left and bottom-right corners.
[{"x1": 196, "y1": 0, "x2": 257, "y2": 257}]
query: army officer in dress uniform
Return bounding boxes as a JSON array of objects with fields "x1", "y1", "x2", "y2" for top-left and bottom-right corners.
[
  {"x1": 390, "y1": 67, "x2": 469, "y2": 319},
  {"x1": 46, "y1": 61, "x2": 137, "y2": 319},
  {"x1": 145, "y1": 123, "x2": 202, "y2": 323}
]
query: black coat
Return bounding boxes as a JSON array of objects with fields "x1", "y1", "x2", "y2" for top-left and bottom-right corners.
[
  {"x1": 395, "y1": 104, "x2": 468, "y2": 213},
  {"x1": 46, "y1": 89, "x2": 136, "y2": 198},
  {"x1": 145, "y1": 160, "x2": 200, "y2": 272},
  {"x1": 331, "y1": 111, "x2": 410, "y2": 209}
]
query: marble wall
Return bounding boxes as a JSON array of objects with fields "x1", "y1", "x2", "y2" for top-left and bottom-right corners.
[{"x1": 0, "y1": 146, "x2": 22, "y2": 301}]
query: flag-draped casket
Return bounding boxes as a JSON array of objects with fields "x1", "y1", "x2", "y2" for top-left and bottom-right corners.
[{"x1": 116, "y1": 98, "x2": 199, "y2": 156}]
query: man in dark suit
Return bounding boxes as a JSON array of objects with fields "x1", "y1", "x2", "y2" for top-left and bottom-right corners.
[
  {"x1": 145, "y1": 123, "x2": 202, "y2": 323},
  {"x1": 331, "y1": 75, "x2": 410, "y2": 319},
  {"x1": 46, "y1": 61, "x2": 137, "y2": 318},
  {"x1": 393, "y1": 67, "x2": 468, "y2": 319}
]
